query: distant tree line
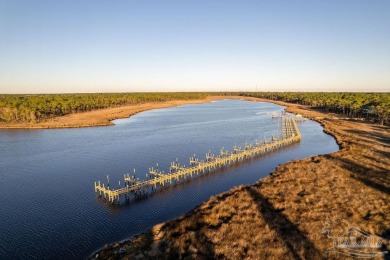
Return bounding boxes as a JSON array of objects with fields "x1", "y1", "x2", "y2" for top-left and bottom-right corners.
[
  {"x1": 238, "y1": 92, "x2": 390, "y2": 125},
  {"x1": 1, "y1": 92, "x2": 389, "y2": 125},
  {"x1": 0, "y1": 93, "x2": 207, "y2": 123}
]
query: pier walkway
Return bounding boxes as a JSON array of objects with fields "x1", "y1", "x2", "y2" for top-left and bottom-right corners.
[{"x1": 94, "y1": 117, "x2": 301, "y2": 204}]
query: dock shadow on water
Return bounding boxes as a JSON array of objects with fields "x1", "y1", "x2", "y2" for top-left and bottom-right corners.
[{"x1": 0, "y1": 100, "x2": 339, "y2": 259}]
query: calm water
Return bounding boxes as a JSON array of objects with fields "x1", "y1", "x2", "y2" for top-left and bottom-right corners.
[{"x1": 0, "y1": 100, "x2": 338, "y2": 259}]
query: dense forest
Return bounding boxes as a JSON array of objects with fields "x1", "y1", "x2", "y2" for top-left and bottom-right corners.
[
  {"x1": 238, "y1": 92, "x2": 390, "y2": 125},
  {"x1": 0, "y1": 93, "x2": 207, "y2": 123},
  {"x1": 0, "y1": 92, "x2": 389, "y2": 125}
]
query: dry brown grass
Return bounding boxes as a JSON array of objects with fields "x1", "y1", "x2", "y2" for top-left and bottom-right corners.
[{"x1": 91, "y1": 99, "x2": 389, "y2": 260}]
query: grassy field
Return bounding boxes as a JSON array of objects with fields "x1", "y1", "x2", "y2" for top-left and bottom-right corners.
[{"x1": 91, "y1": 98, "x2": 389, "y2": 259}]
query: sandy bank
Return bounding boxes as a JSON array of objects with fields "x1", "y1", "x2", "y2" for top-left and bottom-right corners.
[
  {"x1": 91, "y1": 97, "x2": 389, "y2": 259},
  {"x1": 0, "y1": 95, "x2": 304, "y2": 130},
  {"x1": 0, "y1": 96, "x2": 233, "y2": 129}
]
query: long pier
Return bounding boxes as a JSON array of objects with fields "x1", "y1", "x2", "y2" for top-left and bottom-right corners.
[{"x1": 94, "y1": 117, "x2": 301, "y2": 204}]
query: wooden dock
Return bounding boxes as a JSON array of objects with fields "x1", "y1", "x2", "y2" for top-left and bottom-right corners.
[{"x1": 94, "y1": 117, "x2": 301, "y2": 204}]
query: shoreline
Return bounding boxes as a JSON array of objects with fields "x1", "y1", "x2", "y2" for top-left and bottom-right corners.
[
  {"x1": 0, "y1": 96, "x2": 232, "y2": 129},
  {"x1": 90, "y1": 98, "x2": 389, "y2": 259},
  {"x1": 0, "y1": 95, "x2": 343, "y2": 130}
]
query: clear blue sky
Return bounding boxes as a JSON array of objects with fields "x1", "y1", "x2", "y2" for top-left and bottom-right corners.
[{"x1": 0, "y1": 0, "x2": 389, "y2": 93}]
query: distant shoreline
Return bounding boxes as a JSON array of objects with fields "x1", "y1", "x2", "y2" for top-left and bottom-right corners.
[
  {"x1": 0, "y1": 95, "x2": 290, "y2": 129},
  {"x1": 0, "y1": 95, "x2": 336, "y2": 129},
  {"x1": 0, "y1": 96, "x2": 226, "y2": 129}
]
